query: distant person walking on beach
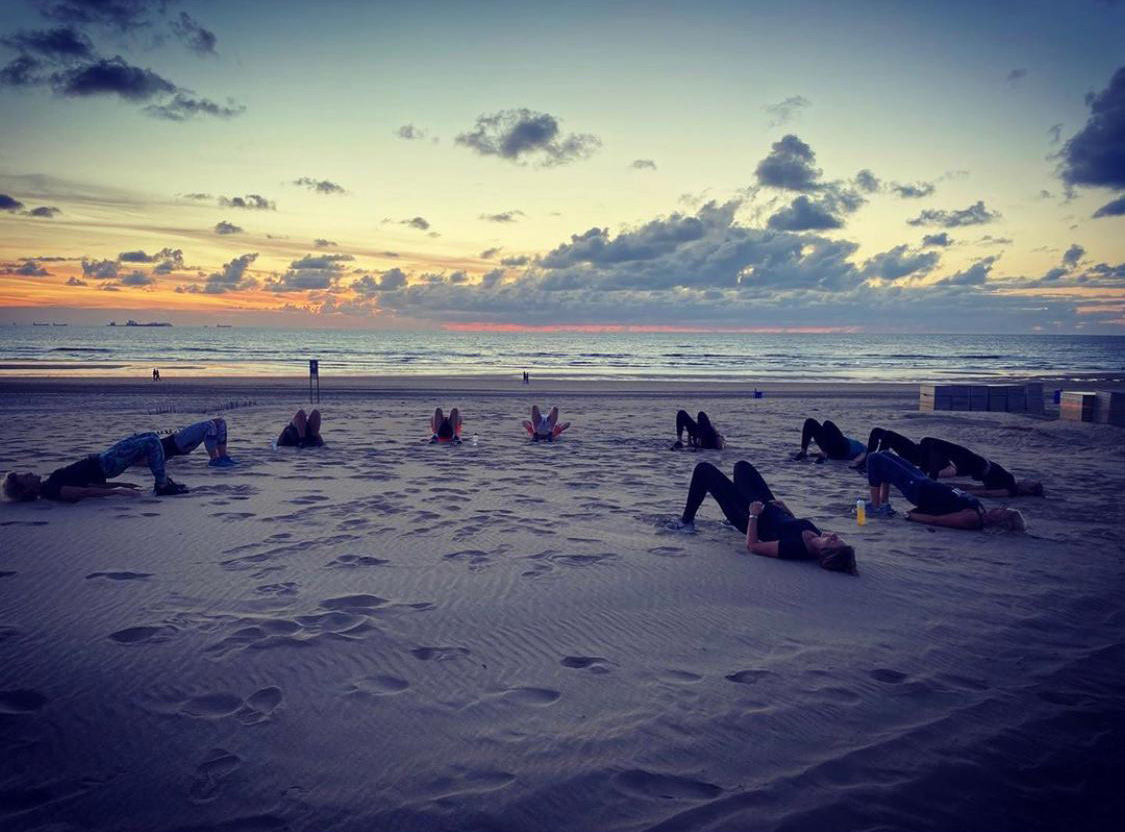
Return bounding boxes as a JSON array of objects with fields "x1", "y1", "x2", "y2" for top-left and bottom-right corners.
[
  {"x1": 865, "y1": 451, "x2": 1026, "y2": 531},
  {"x1": 430, "y1": 407, "x2": 463, "y2": 444},
  {"x1": 669, "y1": 460, "x2": 857, "y2": 574},
  {"x1": 523, "y1": 405, "x2": 570, "y2": 441},
  {"x1": 793, "y1": 418, "x2": 866, "y2": 463},
  {"x1": 673, "y1": 410, "x2": 725, "y2": 450},
  {"x1": 162, "y1": 418, "x2": 236, "y2": 467},
  {"x1": 919, "y1": 437, "x2": 1044, "y2": 497},
  {"x1": 152, "y1": 368, "x2": 160, "y2": 382},
  {"x1": 3, "y1": 433, "x2": 189, "y2": 502},
  {"x1": 277, "y1": 409, "x2": 325, "y2": 448}
]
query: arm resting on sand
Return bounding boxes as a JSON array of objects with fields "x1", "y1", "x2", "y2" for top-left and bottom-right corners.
[
  {"x1": 745, "y1": 503, "x2": 780, "y2": 558},
  {"x1": 905, "y1": 508, "x2": 982, "y2": 529}
]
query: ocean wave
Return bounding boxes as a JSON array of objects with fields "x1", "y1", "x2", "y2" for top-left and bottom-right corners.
[{"x1": 48, "y1": 347, "x2": 112, "y2": 353}]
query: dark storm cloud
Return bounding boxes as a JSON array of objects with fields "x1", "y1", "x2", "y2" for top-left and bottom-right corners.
[
  {"x1": 0, "y1": 194, "x2": 26, "y2": 211},
  {"x1": 480, "y1": 211, "x2": 524, "y2": 223},
  {"x1": 763, "y1": 95, "x2": 810, "y2": 127},
  {"x1": 0, "y1": 55, "x2": 42, "y2": 86},
  {"x1": 861, "y1": 244, "x2": 941, "y2": 281},
  {"x1": 455, "y1": 108, "x2": 601, "y2": 167},
  {"x1": 55, "y1": 56, "x2": 176, "y2": 99},
  {"x1": 145, "y1": 94, "x2": 245, "y2": 120},
  {"x1": 293, "y1": 178, "x2": 346, "y2": 195},
  {"x1": 1092, "y1": 194, "x2": 1125, "y2": 217},
  {"x1": 81, "y1": 257, "x2": 117, "y2": 278},
  {"x1": 24, "y1": 205, "x2": 61, "y2": 217},
  {"x1": 854, "y1": 169, "x2": 881, "y2": 193},
  {"x1": 400, "y1": 216, "x2": 430, "y2": 231},
  {"x1": 169, "y1": 12, "x2": 216, "y2": 55},
  {"x1": 1, "y1": 261, "x2": 51, "y2": 276},
  {"x1": 754, "y1": 134, "x2": 822, "y2": 191},
  {"x1": 630, "y1": 159, "x2": 657, "y2": 170},
  {"x1": 1006, "y1": 68, "x2": 1027, "y2": 84},
  {"x1": 1057, "y1": 66, "x2": 1125, "y2": 189},
  {"x1": 906, "y1": 200, "x2": 1000, "y2": 227},
  {"x1": 396, "y1": 124, "x2": 428, "y2": 141},
  {"x1": 214, "y1": 220, "x2": 243, "y2": 235},
  {"x1": 890, "y1": 181, "x2": 936, "y2": 199},
  {"x1": 179, "y1": 252, "x2": 257, "y2": 294},
  {"x1": 935, "y1": 256, "x2": 997, "y2": 286},
  {"x1": 219, "y1": 194, "x2": 274, "y2": 210},
  {"x1": 767, "y1": 195, "x2": 843, "y2": 231},
  {"x1": 922, "y1": 232, "x2": 953, "y2": 247},
  {"x1": 480, "y1": 247, "x2": 501, "y2": 259},
  {"x1": 1, "y1": 26, "x2": 95, "y2": 60},
  {"x1": 118, "y1": 269, "x2": 154, "y2": 286},
  {"x1": 65, "y1": 276, "x2": 86, "y2": 285}
]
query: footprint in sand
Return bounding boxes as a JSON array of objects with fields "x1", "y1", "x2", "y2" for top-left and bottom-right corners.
[
  {"x1": 326, "y1": 555, "x2": 391, "y2": 569},
  {"x1": 86, "y1": 571, "x2": 152, "y2": 581},
  {"x1": 561, "y1": 656, "x2": 614, "y2": 675},
  {"x1": 108, "y1": 625, "x2": 176, "y2": 644},
  {"x1": 418, "y1": 768, "x2": 515, "y2": 800},
  {"x1": 656, "y1": 669, "x2": 704, "y2": 685},
  {"x1": 647, "y1": 546, "x2": 687, "y2": 558},
  {"x1": 496, "y1": 687, "x2": 560, "y2": 707},
  {"x1": 725, "y1": 670, "x2": 770, "y2": 685},
  {"x1": 613, "y1": 769, "x2": 722, "y2": 801},
  {"x1": 188, "y1": 748, "x2": 242, "y2": 802},
  {"x1": 345, "y1": 675, "x2": 410, "y2": 696},
  {"x1": 410, "y1": 646, "x2": 470, "y2": 662},
  {"x1": 0, "y1": 689, "x2": 47, "y2": 714},
  {"x1": 236, "y1": 686, "x2": 285, "y2": 724},
  {"x1": 0, "y1": 571, "x2": 16, "y2": 579},
  {"x1": 0, "y1": 520, "x2": 49, "y2": 527},
  {"x1": 870, "y1": 668, "x2": 909, "y2": 684}
]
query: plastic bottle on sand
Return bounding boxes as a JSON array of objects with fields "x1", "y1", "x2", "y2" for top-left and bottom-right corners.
[{"x1": 856, "y1": 498, "x2": 866, "y2": 526}]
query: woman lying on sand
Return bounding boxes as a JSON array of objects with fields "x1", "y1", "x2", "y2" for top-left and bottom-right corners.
[
  {"x1": 430, "y1": 407, "x2": 463, "y2": 444},
  {"x1": 865, "y1": 451, "x2": 1025, "y2": 531},
  {"x1": 669, "y1": 461, "x2": 857, "y2": 574},
  {"x1": 793, "y1": 418, "x2": 866, "y2": 463},
  {"x1": 3, "y1": 433, "x2": 189, "y2": 502},
  {"x1": 162, "y1": 418, "x2": 236, "y2": 467},
  {"x1": 672, "y1": 410, "x2": 725, "y2": 450},
  {"x1": 919, "y1": 437, "x2": 1043, "y2": 497},
  {"x1": 277, "y1": 409, "x2": 324, "y2": 448},
  {"x1": 522, "y1": 405, "x2": 571, "y2": 441}
]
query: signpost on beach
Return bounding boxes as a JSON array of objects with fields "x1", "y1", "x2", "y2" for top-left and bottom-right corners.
[{"x1": 309, "y1": 359, "x2": 320, "y2": 404}]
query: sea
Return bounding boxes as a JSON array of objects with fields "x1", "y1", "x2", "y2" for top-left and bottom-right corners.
[{"x1": 2, "y1": 326, "x2": 1123, "y2": 382}]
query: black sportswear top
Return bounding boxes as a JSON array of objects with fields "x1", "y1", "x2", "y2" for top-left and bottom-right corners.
[
  {"x1": 981, "y1": 461, "x2": 1016, "y2": 493},
  {"x1": 161, "y1": 434, "x2": 185, "y2": 458},
  {"x1": 41, "y1": 455, "x2": 105, "y2": 501},
  {"x1": 758, "y1": 506, "x2": 820, "y2": 560},
  {"x1": 916, "y1": 480, "x2": 982, "y2": 517}
]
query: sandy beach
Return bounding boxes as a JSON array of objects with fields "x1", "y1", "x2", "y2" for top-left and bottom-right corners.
[{"x1": 2, "y1": 376, "x2": 1124, "y2": 832}]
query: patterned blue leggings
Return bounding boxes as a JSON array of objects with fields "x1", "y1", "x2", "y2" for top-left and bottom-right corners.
[
  {"x1": 98, "y1": 433, "x2": 167, "y2": 486},
  {"x1": 172, "y1": 418, "x2": 227, "y2": 454}
]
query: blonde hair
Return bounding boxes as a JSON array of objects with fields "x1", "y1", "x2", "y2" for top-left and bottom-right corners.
[{"x1": 2, "y1": 472, "x2": 36, "y2": 502}]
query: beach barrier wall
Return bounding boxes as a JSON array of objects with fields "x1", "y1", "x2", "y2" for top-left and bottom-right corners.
[{"x1": 919, "y1": 382, "x2": 1045, "y2": 414}]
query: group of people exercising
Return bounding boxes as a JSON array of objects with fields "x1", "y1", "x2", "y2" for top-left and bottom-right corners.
[{"x1": 4, "y1": 405, "x2": 1037, "y2": 581}]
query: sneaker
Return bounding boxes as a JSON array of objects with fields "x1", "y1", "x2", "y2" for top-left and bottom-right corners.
[
  {"x1": 873, "y1": 503, "x2": 897, "y2": 518},
  {"x1": 665, "y1": 519, "x2": 696, "y2": 534},
  {"x1": 452, "y1": 436, "x2": 463, "y2": 445},
  {"x1": 428, "y1": 435, "x2": 439, "y2": 444},
  {"x1": 208, "y1": 456, "x2": 237, "y2": 467},
  {"x1": 791, "y1": 450, "x2": 808, "y2": 461},
  {"x1": 154, "y1": 478, "x2": 189, "y2": 496},
  {"x1": 671, "y1": 440, "x2": 684, "y2": 450}
]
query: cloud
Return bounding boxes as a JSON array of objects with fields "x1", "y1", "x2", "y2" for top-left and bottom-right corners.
[
  {"x1": 181, "y1": 252, "x2": 258, "y2": 294},
  {"x1": 351, "y1": 268, "x2": 408, "y2": 296},
  {"x1": 1, "y1": 26, "x2": 95, "y2": 60},
  {"x1": 480, "y1": 247, "x2": 501, "y2": 259},
  {"x1": 862, "y1": 244, "x2": 941, "y2": 281},
  {"x1": 400, "y1": 216, "x2": 430, "y2": 231},
  {"x1": 455, "y1": 108, "x2": 601, "y2": 167},
  {"x1": 1057, "y1": 66, "x2": 1125, "y2": 190},
  {"x1": 1093, "y1": 194, "x2": 1125, "y2": 217},
  {"x1": 23, "y1": 205, "x2": 60, "y2": 217},
  {"x1": 54, "y1": 56, "x2": 177, "y2": 100},
  {"x1": 855, "y1": 169, "x2": 881, "y2": 193},
  {"x1": 767, "y1": 195, "x2": 843, "y2": 231},
  {"x1": 152, "y1": 248, "x2": 184, "y2": 273},
  {"x1": 754, "y1": 134, "x2": 822, "y2": 191},
  {"x1": 118, "y1": 269, "x2": 154, "y2": 287},
  {"x1": 118, "y1": 249, "x2": 155, "y2": 262},
  {"x1": 289, "y1": 254, "x2": 354, "y2": 270},
  {"x1": 169, "y1": 12, "x2": 216, "y2": 55},
  {"x1": 219, "y1": 194, "x2": 274, "y2": 210},
  {"x1": 314, "y1": 238, "x2": 336, "y2": 248},
  {"x1": 98, "y1": 283, "x2": 119, "y2": 291},
  {"x1": 763, "y1": 95, "x2": 811, "y2": 127},
  {"x1": 396, "y1": 124, "x2": 428, "y2": 141},
  {"x1": 1047, "y1": 123, "x2": 1063, "y2": 145},
  {"x1": 500, "y1": 255, "x2": 530, "y2": 267},
  {"x1": 906, "y1": 200, "x2": 1000, "y2": 227},
  {"x1": 144, "y1": 94, "x2": 245, "y2": 120},
  {"x1": 0, "y1": 194, "x2": 26, "y2": 211},
  {"x1": 977, "y1": 235, "x2": 1013, "y2": 246},
  {"x1": 36, "y1": 0, "x2": 158, "y2": 31},
  {"x1": 935, "y1": 256, "x2": 998, "y2": 286},
  {"x1": 293, "y1": 177, "x2": 346, "y2": 195},
  {"x1": 1006, "y1": 68, "x2": 1028, "y2": 84},
  {"x1": 1, "y1": 261, "x2": 51, "y2": 276},
  {"x1": 1062, "y1": 243, "x2": 1086, "y2": 268},
  {"x1": 81, "y1": 258, "x2": 117, "y2": 278},
  {"x1": 65, "y1": 276, "x2": 86, "y2": 286},
  {"x1": 266, "y1": 253, "x2": 352, "y2": 293},
  {"x1": 181, "y1": 192, "x2": 212, "y2": 200},
  {"x1": 214, "y1": 220, "x2": 243, "y2": 235},
  {"x1": 921, "y1": 232, "x2": 953, "y2": 247},
  {"x1": 0, "y1": 55, "x2": 42, "y2": 86},
  {"x1": 630, "y1": 159, "x2": 657, "y2": 170},
  {"x1": 480, "y1": 211, "x2": 524, "y2": 223},
  {"x1": 890, "y1": 181, "x2": 936, "y2": 199}
]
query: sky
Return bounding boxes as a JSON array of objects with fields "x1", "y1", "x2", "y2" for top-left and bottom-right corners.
[{"x1": 0, "y1": 0, "x2": 1123, "y2": 332}]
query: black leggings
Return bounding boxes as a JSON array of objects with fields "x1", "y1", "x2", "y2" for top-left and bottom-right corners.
[
  {"x1": 919, "y1": 437, "x2": 987, "y2": 480},
  {"x1": 676, "y1": 410, "x2": 720, "y2": 449},
  {"x1": 680, "y1": 461, "x2": 776, "y2": 533},
  {"x1": 865, "y1": 428, "x2": 920, "y2": 464},
  {"x1": 800, "y1": 418, "x2": 852, "y2": 459}
]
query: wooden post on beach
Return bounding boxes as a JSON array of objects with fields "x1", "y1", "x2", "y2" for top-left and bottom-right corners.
[{"x1": 309, "y1": 359, "x2": 320, "y2": 404}]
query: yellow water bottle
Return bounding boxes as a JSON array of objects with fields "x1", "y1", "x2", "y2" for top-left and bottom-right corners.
[{"x1": 856, "y1": 498, "x2": 866, "y2": 526}]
